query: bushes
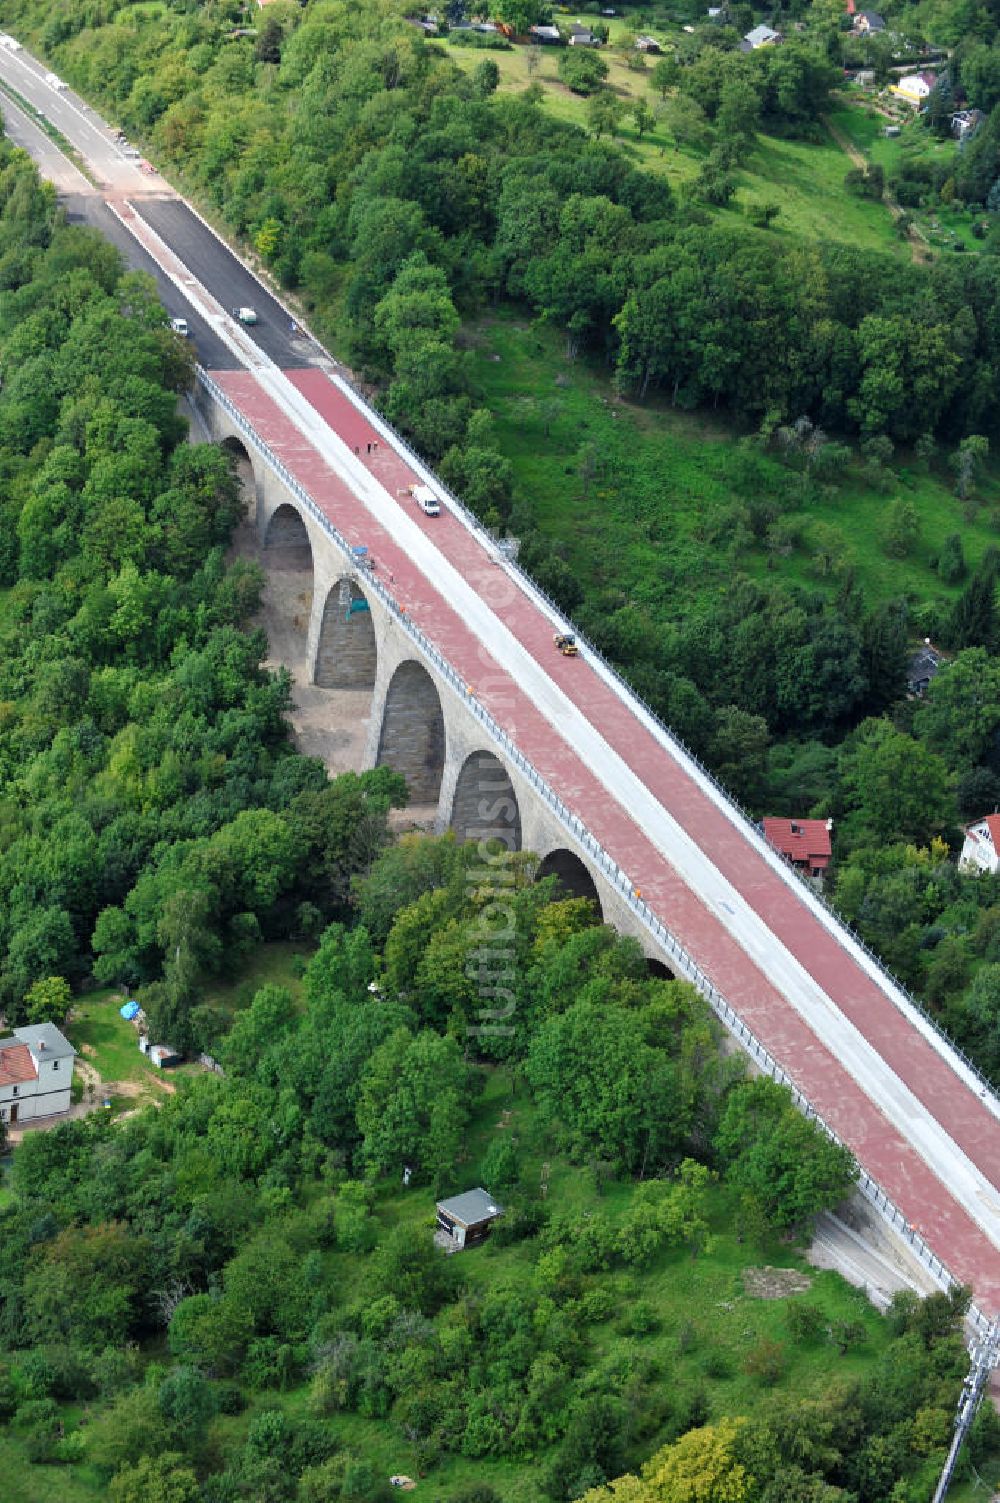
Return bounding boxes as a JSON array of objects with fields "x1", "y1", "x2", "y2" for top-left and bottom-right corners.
[{"x1": 558, "y1": 49, "x2": 609, "y2": 94}]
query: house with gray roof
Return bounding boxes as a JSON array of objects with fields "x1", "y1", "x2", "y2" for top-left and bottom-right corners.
[
  {"x1": 0, "y1": 1023, "x2": 76, "y2": 1128},
  {"x1": 436, "y1": 1187, "x2": 504, "y2": 1248},
  {"x1": 744, "y1": 23, "x2": 782, "y2": 46}
]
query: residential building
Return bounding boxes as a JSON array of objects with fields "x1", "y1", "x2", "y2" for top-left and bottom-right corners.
[
  {"x1": 743, "y1": 24, "x2": 782, "y2": 47},
  {"x1": 763, "y1": 818, "x2": 833, "y2": 882},
  {"x1": 635, "y1": 34, "x2": 661, "y2": 52},
  {"x1": 530, "y1": 23, "x2": 562, "y2": 42},
  {"x1": 892, "y1": 71, "x2": 937, "y2": 105},
  {"x1": 435, "y1": 1187, "x2": 504, "y2": 1249},
  {"x1": 568, "y1": 24, "x2": 599, "y2": 45},
  {"x1": 907, "y1": 640, "x2": 941, "y2": 697},
  {"x1": 853, "y1": 10, "x2": 886, "y2": 32},
  {"x1": 0, "y1": 1023, "x2": 76, "y2": 1127},
  {"x1": 952, "y1": 108, "x2": 985, "y2": 139},
  {"x1": 960, "y1": 816, "x2": 1000, "y2": 875}
]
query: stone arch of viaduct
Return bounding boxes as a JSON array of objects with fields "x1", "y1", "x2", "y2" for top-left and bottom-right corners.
[{"x1": 198, "y1": 394, "x2": 671, "y2": 968}]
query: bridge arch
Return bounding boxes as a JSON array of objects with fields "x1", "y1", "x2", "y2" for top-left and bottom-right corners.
[
  {"x1": 534, "y1": 848, "x2": 603, "y2": 918},
  {"x1": 646, "y1": 957, "x2": 676, "y2": 981},
  {"x1": 314, "y1": 577, "x2": 377, "y2": 690},
  {"x1": 259, "y1": 502, "x2": 314, "y2": 676},
  {"x1": 450, "y1": 751, "x2": 522, "y2": 850},
  {"x1": 264, "y1": 502, "x2": 313, "y2": 565},
  {"x1": 220, "y1": 434, "x2": 259, "y2": 523},
  {"x1": 376, "y1": 659, "x2": 446, "y2": 805}
]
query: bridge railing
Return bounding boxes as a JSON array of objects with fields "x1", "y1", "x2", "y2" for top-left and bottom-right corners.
[
  {"x1": 334, "y1": 372, "x2": 1000, "y2": 1115},
  {"x1": 199, "y1": 368, "x2": 999, "y2": 1360}
]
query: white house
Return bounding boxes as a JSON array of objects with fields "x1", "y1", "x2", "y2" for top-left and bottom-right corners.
[
  {"x1": 0, "y1": 1023, "x2": 76, "y2": 1127},
  {"x1": 892, "y1": 71, "x2": 937, "y2": 105},
  {"x1": 960, "y1": 816, "x2": 1000, "y2": 875},
  {"x1": 744, "y1": 24, "x2": 782, "y2": 47}
]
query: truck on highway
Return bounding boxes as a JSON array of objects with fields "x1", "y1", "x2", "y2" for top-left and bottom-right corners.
[
  {"x1": 233, "y1": 306, "x2": 258, "y2": 326},
  {"x1": 410, "y1": 484, "x2": 441, "y2": 517}
]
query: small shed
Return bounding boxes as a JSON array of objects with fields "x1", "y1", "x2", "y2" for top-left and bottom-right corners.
[
  {"x1": 149, "y1": 1044, "x2": 182, "y2": 1069},
  {"x1": 635, "y1": 34, "x2": 661, "y2": 52},
  {"x1": 436, "y1": 1187, "x2": 503, "y2": 1249}
]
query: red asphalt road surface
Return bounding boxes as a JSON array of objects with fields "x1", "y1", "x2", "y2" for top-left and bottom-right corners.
[{"x1": 213, "y1": 365, "x2": 1000, "y2": 1317}]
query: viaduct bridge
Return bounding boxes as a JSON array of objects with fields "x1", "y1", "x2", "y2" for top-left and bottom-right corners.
[{"x1": 0, "y1": 43, "x2": 997, "y2": 1358}]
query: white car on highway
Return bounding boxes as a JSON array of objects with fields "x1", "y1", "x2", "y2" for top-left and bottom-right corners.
[
  {"x1": 0, "y1": 35, "x2": 22, "y2": 51},
  {"x1": 44, "y1": 72, "x2": 67, "y2": 90}
]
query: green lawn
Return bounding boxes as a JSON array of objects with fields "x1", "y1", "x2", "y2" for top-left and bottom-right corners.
[
  {"x1": 66, "y1": 987, "x2": 150, "y2": 1085},
  {"x1": 472, "y1": 308, "x2": 1000, "y2": 619},
  {"x1": 65, "y1": 943, "x2": 312, "y2": 1086},
  {"x1": 0, "y1": 1434, "x2": 100, "y2": 1503}
]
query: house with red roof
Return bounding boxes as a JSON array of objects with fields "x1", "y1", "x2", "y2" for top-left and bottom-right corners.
[
  {"x1": 0, "y1": 1023, "x2": 76, "y2": 1128},
  {"x1": 763, "y1": 818, "x2": 833, "y2": 883},
  {"x1": 960, "y1": 816, "x2": 1000, "y2": 875}
]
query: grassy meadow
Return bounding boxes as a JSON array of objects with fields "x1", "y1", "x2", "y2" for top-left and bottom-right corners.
[
  {"x1": 444, "y1": 28, "x2": 907, "y2": 255},
  {"x1": 470, "y1": 308, "x2": 1000, "y2": 623}
]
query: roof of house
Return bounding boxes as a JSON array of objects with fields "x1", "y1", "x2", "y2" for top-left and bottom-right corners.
[
  {"x1": 436, "y1": 1187, "x2": 504, "y2": 1226},
  {"x1": 763, "y1": 818, "x2": 833, "y2": 867},
  {"x1": 745, "y1": 23, "x2": 781, "y2": 44},
  {"x1": 907, "y1": 642, "x2": 941, "y2": 684},
  {"x1": 966, "y1": 815, "x2": 1000, "y2": 847},
  {"x1": 856, "y1": 10, "x2": 886, "y2": 27},
  {"x1": 920, "y1": 70, "x2": 938, "y2": 87},
  {"x1": 0, "y1": 1042, "x2": 37, "y2": 1087},
  {"x1": 13, "y1": 1022, "x2": 77, "y2": 1061}
]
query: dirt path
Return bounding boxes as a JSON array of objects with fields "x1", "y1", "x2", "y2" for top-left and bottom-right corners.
[{"x1": 822, "y1": 113, "x2": 931, "y2": 264}]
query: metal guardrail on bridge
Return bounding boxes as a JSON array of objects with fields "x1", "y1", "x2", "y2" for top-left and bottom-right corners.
[
  {"x1": 329, "y1": 374, "x2": 1000, "y2": 1117},
  {"x1": 198, "y1": 366, "x2": 1000, "y2": 1362}
]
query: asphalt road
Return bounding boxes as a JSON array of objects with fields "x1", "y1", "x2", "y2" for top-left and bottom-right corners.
[
  {"x1": 62, "y1": 196, "x2": 239, "y2": 370},
  {"x1": 135, "y1": 199, "x2": 312, "y2": 370},
  {"x1": 0, "y1": 45, "x2": 311, "y2": 372},
  {"x1": 0, "y1": 44, "x2": 155, "y2": 193}
]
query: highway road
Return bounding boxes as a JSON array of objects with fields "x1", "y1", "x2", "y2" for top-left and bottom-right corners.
[{"x1": 3, "y1": 40, "x2": 1000, "y2": 1325}]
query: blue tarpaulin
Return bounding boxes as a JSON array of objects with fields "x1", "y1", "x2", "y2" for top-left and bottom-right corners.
[{"x1": 120, "y1": 1000, "x2": 140, "y2": 1021}]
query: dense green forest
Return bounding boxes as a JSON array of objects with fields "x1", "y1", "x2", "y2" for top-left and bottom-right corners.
[
  {"x1": 0, "y1": 126, "x2": 408, "y2": 1033},
  {"x1": 0, "y1": 113, "x2": 995, "y2": 1502},
  {"x1": 7, "y1": 0, "x2": 1000, "y2": 1081}
]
